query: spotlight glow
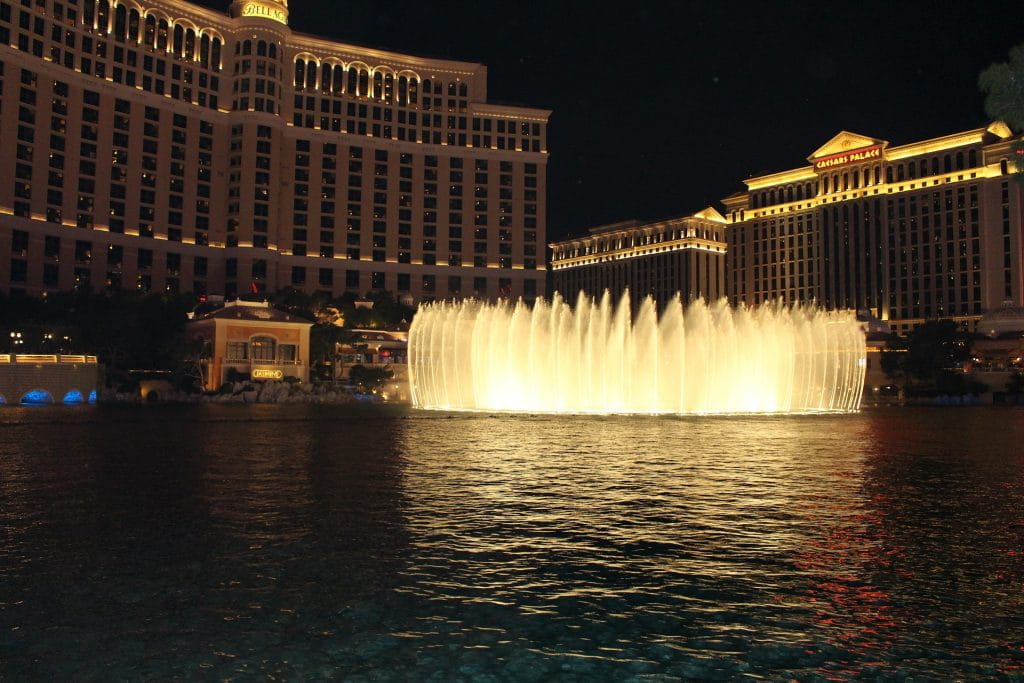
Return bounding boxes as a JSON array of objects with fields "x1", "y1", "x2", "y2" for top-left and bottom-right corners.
[
  {"x1": 20, "y1": 390, "x2": 54, "y2": 406},
  {"x1": 63, "y1": 390, "x2": 85, "y2": 405},
  {"x1": 409, "y1": 291, "x2": 866, "y2": 414}
]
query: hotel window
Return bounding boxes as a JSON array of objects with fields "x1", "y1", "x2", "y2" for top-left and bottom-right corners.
[
  {"x1": 11, "y1": 229, "x2": 28, "y2": 256},
  {"x1": 75, "y1": 240, "x2": 92, "y2": 263},
  {"x1": 44, "y1": 235, "x2": 60, "y2": 259},
  {"x1": 9, "y1": 258, "x2": 27, "y2": 283},
  {"x1": 42, "y1": 262, "x2": 59, "y2": 287}
]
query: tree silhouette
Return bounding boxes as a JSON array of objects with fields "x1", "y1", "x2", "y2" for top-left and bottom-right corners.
[{"x1": 979, "y1": 44, "x2": 1024, "y2": 183}]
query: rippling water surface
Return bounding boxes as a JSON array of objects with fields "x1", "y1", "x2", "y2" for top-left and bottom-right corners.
[{"x1": 1, "y1": 405, "x2": 1023, "y2": 679}]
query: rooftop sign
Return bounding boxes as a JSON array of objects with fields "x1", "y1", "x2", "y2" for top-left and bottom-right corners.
[
  {"x1": 813, "y1": 145, "x2": 882, "y2": 170},
  {"x1": 238, "y1": 1, "x2": 288, "y2": 25}
]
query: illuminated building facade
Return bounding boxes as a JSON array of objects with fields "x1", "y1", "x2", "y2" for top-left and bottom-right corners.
[
  {"x1": 0, "y1": 0, "x2": 549, "y2": 302},
  {"x1": 549, "y1": 208, "x2": 727, "y2": 309},
  {"x1": 186, "y1": 298, "x2": 312, "y2": 390},
  {"x1": 722, "y1": 123, "x2": 1023, "y2": 335}
]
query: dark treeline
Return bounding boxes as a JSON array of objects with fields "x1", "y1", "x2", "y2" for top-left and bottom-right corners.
[
  {"x1": 0, "y1": 288, "x2": 415, "y2": 390},
  {"x1": 882, "y1": 321, "x2": 993, "y2": 397}
]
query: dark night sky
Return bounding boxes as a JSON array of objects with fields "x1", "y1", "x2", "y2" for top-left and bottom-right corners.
[{"x1": 197, "y1": 1, "x2": 1023, "y2": 241}]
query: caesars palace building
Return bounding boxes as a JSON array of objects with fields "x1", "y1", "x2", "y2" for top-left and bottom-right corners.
[
  {"x1": 722, "y1": 125, "x2": 1023, "y2": 336},
  {"x1": 552, "y1": 124, "x2": 1023, "y2": 336},
  {"x1": 0, "y1": 0, "x2": 549, "y2": 301}
]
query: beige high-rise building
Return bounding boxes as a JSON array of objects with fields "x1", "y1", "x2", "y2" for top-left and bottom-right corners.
[
  {"x1": 722, "y1": 124, "x2": 1023, "y2": 335},
  {"x1": 0, "y1": 0, "x2": 550, "y2": 302},
  {"x1": 549, "y1": 208, "x2": 727, "y2": 310}
]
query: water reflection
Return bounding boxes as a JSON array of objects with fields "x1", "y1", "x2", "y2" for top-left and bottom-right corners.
[
  {"x1": 394, "y1": 413, "x2": 872, "y2": 673},
  {"x1": 0, "y1": 406, "x2": 414, "y2": 678},
  {"x1": 186, "y1": 406, "x2": 414, "y2": 675},
  {"x1": 0, "y1": 406, "x2": 1022, "y2": 679},
  {"x1": 791, "y1": 409, "x2": 1024, "y2": 678}
]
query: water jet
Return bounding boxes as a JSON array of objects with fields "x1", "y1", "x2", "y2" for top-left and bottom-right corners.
[{"x1": 409, "y1": 291, "x2": 866, "y2": 414}]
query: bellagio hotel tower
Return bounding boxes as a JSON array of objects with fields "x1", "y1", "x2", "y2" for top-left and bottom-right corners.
[{"x1": 0, "y1": 0, "x2": 550, "y2": 301}]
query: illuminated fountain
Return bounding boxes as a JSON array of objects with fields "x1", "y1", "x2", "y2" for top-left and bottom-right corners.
[{"x1": 408, "y1": 291, "x2": 866, "y2": 414}]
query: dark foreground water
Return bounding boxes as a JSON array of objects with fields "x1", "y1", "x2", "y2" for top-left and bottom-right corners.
[{"x1": 1, "y1": 406, "x2": 1023, "y2": 680}]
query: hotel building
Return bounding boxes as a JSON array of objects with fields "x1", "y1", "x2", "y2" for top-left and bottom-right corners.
[
  {"x1": 549, "y1": 208, "x2": 727, "y2": 310},
  {"x1": 722, "y1": 124, "x2": 1023, "y2": 335},
  {"x1": 0, "y1": 0, "x2": 550, "y2": 302}
]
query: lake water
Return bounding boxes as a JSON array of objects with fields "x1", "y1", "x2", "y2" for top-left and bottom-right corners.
[{"x1": 1, "y1": 405, "x2": 1023, "y2": 679}]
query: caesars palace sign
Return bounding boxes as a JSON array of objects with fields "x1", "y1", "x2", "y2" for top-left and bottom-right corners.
[{"x1": 814, "y1": 145, "x2": 883, "y2": 170}]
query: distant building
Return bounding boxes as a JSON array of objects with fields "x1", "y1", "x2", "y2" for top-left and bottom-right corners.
[
  {"x1": 969, "y1": 302, "x2": 1024, "y2": 381},
  {"x1": 187, "y1": 299, "x2": 311, "y2": 391},
  {"x1": 549, "y1": 208, "x2": 728, "y2": 310},
  {"x1": 338, "y1": 328, "x2": 408, "y2": 401},
  {"x1": 0, "y1": 0, "x2": 549, "y2": 304},
  {"x1": 858, "y1": 310, "x2": 898, "y2": 398},
  {"x1": 722, "y1": 123, "x2": 1023, "y2": 336}
]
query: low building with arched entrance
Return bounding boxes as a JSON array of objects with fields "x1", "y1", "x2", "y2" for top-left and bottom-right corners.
[
  {"x1": 0, "y1": 355, "x2": 99, "y2": 405},
  {"x1": 187, "y1": 299, "x2": 312, "y2": 392}
]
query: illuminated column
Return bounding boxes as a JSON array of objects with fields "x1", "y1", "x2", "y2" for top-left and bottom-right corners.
[{"x1": 223, "y1": 0, "x2": 290, "y2": 294}]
